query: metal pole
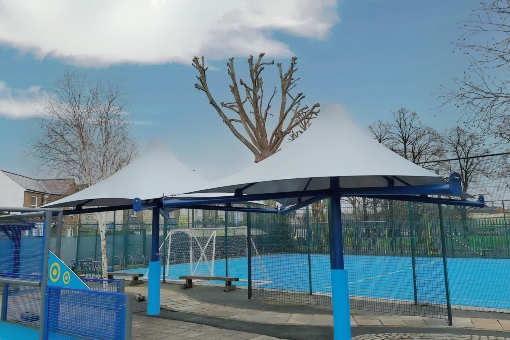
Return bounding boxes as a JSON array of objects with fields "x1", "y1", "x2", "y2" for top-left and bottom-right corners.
[
  {"x1": 225, "y1": 210, "x2": 229, "y2": 277},
  {"x1": 502, "y1": 201, "x2": 509, "y2": 256},
  {"x1": 1, "y1": 283, "x2": 8, "y2": 321},
  {"x1": 328, "y1": 177, "x2": 351, "y2": 340},
  {"x1": 147, "y1": 207, "x2": 160, "y2": 315},
  {"x1": 123, "y1": 217, "x2": 128, "y2": 269},
  {"x1": 408, "y1": 202, "x2": 418, "y2": 305},
  {"x1": 40, "y1": 210, "x2": 52, "y2": 340},
  {"x1": 448, "y1": 217, "x2": 455, "y2": 257},
  {"x1": 112, "y1": 212, "x2": 116, "y2": 271},
  {"x1": 306, "y1": 205, "x2": 313, "y2": 295},
  {"x1": 438, "y1": 204, "x2": 453, "y2": 326},
  {"x1": 55, "y1": 211, "x2": 63, "y2": 257},
  {"x1": 247, "y1": 206, "x2": 252, "y2": 299},
  {"x1": 75, "y1": 216, "x2": 81, "y2": 273},
  {"x1": 94, "y1": 223, "x2": 98, "y2": 264},
  {"x1": 163, "y1": 218, "x2": 167, "y2": 283}
]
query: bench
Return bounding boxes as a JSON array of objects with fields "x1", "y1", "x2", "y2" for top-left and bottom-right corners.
[
  {"x1": 179, "y1": 275, "x2": 240, "y2": 292},
  {"x1": 107, "y1": 272, "x2": 144, "y2": 285}
]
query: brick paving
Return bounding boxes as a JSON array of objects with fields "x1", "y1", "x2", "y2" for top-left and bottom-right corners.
[
  {"x1": 126, "y1": 283, "x2": 510, "y2": 339},
  {"x1": 132, "y1": 314, "x2": 284, "y2": 340}
]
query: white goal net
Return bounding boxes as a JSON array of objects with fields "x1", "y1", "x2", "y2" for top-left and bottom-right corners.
[{"x1": 159, "y1": 227, "x2": 248, "y2": 278}]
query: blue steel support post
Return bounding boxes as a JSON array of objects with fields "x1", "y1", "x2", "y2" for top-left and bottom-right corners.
[
  {"x1": 329, "y1": 177, "x2": 351, "y2": 339},
  {"x1": 306, "y1": 205, "x2": 313, "y2": 295},
  {"x1": 40, "y1": 210, "x2": 52, "y2": 340},
  {"x1": 148, "y1": 207, "x2": 161, "y2": 315},
  {"x1": 225, "y1": 210, "x2": 229, "y2": 277},
  {"x1": 247, "y1": 206, "x2": 252, "y2": 299}
]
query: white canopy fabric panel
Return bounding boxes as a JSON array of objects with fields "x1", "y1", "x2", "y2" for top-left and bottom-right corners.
[
  {"x1": 191, "y1": 103, "x2": 445, "y2": 198},
  {"x1": 46, "y1": 140, "x2": 210, "y2": 208}
]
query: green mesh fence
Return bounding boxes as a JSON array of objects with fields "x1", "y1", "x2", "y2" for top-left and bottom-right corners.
[
  {"x1": 69, "y1": 167, "x2": 510, "y2": 320},
  {"x1": 248, "y1": 199, "x2": 450, "y2": 321},
  {"x1": 73, "y1": 221, "x2": 159, "y2": 275}
]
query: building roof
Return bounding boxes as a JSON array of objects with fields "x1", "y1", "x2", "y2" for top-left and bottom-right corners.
[{"x1": 0, "y1": 170, "x2": 75, "y2": 196}]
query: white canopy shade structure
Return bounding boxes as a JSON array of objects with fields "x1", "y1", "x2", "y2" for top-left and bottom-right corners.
[
  {"x1": 152, "y1": 103, "x2": 482, "y2": 340},
  {"x1": 46, "y1": 140, "x2": 211, "y2": 209},
  {"x1": 180, "y1": 103, "x2": 462, "y2": 207}
]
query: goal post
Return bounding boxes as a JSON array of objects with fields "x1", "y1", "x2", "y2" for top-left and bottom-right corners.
[{"x1": 159, "y1": 226, "x2": 248, "y2": 279}]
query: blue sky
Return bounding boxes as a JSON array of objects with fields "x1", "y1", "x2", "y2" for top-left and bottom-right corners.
[{"x1": 0, "y1": 0, "x2": 481, "y2": 181}]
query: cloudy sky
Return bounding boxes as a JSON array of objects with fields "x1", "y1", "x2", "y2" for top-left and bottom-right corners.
[{"x1": 0, "y1": 0, "x2": 480, "y2": 180}]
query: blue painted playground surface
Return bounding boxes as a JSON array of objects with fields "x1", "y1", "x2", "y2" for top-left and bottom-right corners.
[
  {"x1": 121, "y1": 254, "x2": 510, "y2": 310},
  {"x1": 0, "y1": 322, "x2": 79, "y2": 340}
]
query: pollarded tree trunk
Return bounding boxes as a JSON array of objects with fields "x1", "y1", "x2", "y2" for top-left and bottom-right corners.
[{"x1": 193, "y1": 54, "x2": 320, "y2": 163}]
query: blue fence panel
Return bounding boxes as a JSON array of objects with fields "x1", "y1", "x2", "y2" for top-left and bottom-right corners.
[
  {"x1": 45, "y1": 287, "x2": 126, "y2": 340},
  {"x1": 0, "y1": 222, "x2": 43, "y2": 281}
]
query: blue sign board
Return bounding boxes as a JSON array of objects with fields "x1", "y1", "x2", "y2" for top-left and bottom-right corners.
[{"x1": 48, "y1": 251, "x2": 89, "y2": 290}]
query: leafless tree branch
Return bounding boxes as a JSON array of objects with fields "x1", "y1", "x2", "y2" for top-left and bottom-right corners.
[{"x1": 193, "y1": 54, "x2": 320, "y2": 162}]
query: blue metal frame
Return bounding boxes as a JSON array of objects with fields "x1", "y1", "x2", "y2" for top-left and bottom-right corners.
[
  {"x1": 148, "y1": 207, "x2": 161, "y2": 315},
  {"x1": 127, "y1": 172, "x2": 483, "y2": 339}
]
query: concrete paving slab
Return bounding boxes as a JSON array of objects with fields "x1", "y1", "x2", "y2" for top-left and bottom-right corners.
[{"x1": 126, "y1": 283, "x2": 510, "y2": 339}]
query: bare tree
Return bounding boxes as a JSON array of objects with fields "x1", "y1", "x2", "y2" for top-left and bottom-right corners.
[
  {"x1": 439, "y1": 126, "x2": 491, "y2": 234},
  {"x1": 370, "y1": 108, "x2": 442, "y2": 164},
  {"x1": 440, "y1": 126, "x2": 490, "y2": 192},
  {"x1": 439, "y1": 0, "x2": 510, "y2": 146},
  {"x1": 30, "y1": 70, "x2": 138, "y2": 278},
  {"x1": 193, "y1": 53, "x2": 320, "y2": 162},
  {"x1": 368, "y1": 119, "x2": 394, "y2": 147}
]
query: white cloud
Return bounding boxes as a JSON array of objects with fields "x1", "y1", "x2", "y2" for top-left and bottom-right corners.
[
  {"x1": 0, "y1": 0, "x2": 339, "y2": 67},
  {"x1": 0, "y1": 81, "x2": 45, "y2": 119}
]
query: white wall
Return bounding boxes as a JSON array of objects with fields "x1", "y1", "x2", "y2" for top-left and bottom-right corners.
[{"x1": 0, "y1": 171, "x2": 24, "y2": 207}]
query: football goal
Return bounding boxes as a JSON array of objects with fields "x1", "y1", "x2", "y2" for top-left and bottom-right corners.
[{"x1": 160, "y1": 226, "x2": 248, "y2": 277}]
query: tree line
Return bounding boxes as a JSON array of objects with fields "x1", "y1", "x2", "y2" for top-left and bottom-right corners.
[{"x1": 367, "y1": 107, "x2": 497, "y2": 194}]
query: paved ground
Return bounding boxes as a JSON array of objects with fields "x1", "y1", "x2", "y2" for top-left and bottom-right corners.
[{"x1": 126, "y1": 282, "x2": 510, "y2": 340}]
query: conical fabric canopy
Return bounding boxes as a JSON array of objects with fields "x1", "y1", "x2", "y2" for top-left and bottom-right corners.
[
  {"x1": 191, "y1": 103, "x2": 445, "y2": 199},
  {"x1": 46, "y1": 140, "x2": 210, "y2": 208}
]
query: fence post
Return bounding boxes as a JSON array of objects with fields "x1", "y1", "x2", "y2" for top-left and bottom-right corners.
[
  {"x1": 40, "y1": 210, "x2": 53, "y2": 340},
  {"x1": 55, "y1": 211, "x2": 63, "y2": 257},
  {"x1": 75, "y1": 217, "x2": 81, "y2": 272},
  {"x1": 163, "y1": 218, "x2": 167, "y2": 283},
  {"x1": 503, "y1": 201, "x2": 510, "y2": 256},
  {"x1": 448, "y1": 218, "x2": 455, "y2": 257},
  {"x1": 438, "y1": 204, "x2": 453, "y2": 326},
  {"x1": 112, "y1": 212, "x2": 116, "y2": 271},
  {"x1": 247, "y1": 206, "x2": 252, "y2": 299},
  {"x1": 123, "y1": 220, "x2": 128, "y2": 269},
  {"x1": 306, "y1": 205, "x2": 313, "y2": 295},
  {"x1": 408, "y1": 202, "x2": 418, "y2": 305},
  {"x1": 94, "y1": 223, "x2": 98, "y2": 264}
]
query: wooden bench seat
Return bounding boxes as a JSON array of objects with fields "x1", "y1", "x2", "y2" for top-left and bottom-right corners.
[
  {"x1": 107, "y1": 272, "x2": 144, "y2": 285},
  {"x1": 179, "y1": 275, "x2": 240, "y2": 292}
]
